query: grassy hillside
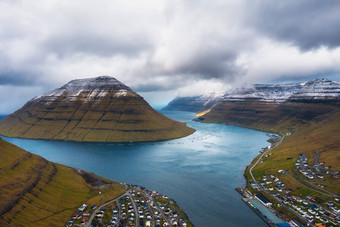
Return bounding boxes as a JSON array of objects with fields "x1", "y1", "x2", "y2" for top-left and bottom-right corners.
[
  {"x1": 0, "y1": 93, "x2": 195, "y2": 142},
  {"x1": 0, "y1": 137, "x2": 125, "y2": 226},
  {"x1": 200, "y1": 101, "x2": 340, "y2": 200},
  {"x1": 248, "y1": 110, "x2": 340, "y2": 186},
  {"x1": 201, "y1": 101, "x2": 336, "y2": 132}
]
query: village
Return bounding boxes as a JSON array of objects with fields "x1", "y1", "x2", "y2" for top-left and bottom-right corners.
[
  {"x1": 242, "y1": 151, "x2": 340, "y2": 227},
  {"x1": 65, "y1": 184, "x2": 190, "y2": 227}
]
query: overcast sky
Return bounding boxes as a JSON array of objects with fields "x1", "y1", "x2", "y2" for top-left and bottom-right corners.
[{"x1": 1, "y1": 0, "x2": 340, "y2": 113}]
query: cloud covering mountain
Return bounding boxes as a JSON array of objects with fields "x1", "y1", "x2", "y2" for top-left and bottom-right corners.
[{"x1": 1, "y1": 0, "x2": 340, "y2": 113}]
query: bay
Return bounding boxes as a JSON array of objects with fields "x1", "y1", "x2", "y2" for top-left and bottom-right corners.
[{"x1": 2, "y1": 111, "x2": 269, "y2": 226}]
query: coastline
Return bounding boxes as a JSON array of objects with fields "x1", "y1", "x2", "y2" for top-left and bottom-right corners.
[{"x1": 0, "y1": 128, "x2": 196, "y2": 144}]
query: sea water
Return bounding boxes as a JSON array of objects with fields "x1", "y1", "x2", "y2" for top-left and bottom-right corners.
[{"x1": 2, "y1": 111, "x2": 269, "y2": 226}]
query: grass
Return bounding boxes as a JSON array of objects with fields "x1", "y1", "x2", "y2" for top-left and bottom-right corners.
[
  {"x1": 0, "y1": 138, "x2": 124, "y2": 226},
  {"x1": 0, "y1": 92, "x2": 195, "y2": 142}
]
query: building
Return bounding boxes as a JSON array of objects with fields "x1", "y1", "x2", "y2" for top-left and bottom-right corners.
[
  {"x1": 289, "y1": 219, "x2": 304, "y2": 227},
  {"x1": 255, "y1": 194, "x2": 272, "y2": 207}
]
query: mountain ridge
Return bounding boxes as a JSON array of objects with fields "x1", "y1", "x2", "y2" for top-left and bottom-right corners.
[{"x1": 163, "y1": 79, "x2": 340, "y2": 113}]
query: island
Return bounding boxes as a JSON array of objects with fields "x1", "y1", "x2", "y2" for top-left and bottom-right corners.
[{"x1": 0, "y1": 76, "x2": 195, "y2": 143}]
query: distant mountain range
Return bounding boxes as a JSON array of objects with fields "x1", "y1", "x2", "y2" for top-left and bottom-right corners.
[
  {"x1": 164, "y1": 78, "x2": 340, "y2": 113},
  {"x1": 0, "y1": 76, "x2": 195, "y2": 142},
  {"x1": 163, "y1": 92, "x2": 224, "y2": 113}
]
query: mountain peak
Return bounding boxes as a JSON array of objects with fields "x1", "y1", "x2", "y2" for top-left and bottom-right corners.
[
  {"x1": 288, "y1": 78, "x2": 340, "y2": 102},
  {"x1": 223, "y1": 83, "x2": 304, "y2": 103},
  {"x1": 62, "y1": 75, "x2": 129, "y2": 91},
  {"x1": 304, "y1": 78, "x2": 333, "y2": 86},
  {"x1": 33, "y1": 76, "x2": 136, "y2": 103}
]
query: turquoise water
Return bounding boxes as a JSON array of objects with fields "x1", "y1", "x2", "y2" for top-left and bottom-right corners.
[{"x1": 1, "y1": 111, "x2": 270, "y2": 226}]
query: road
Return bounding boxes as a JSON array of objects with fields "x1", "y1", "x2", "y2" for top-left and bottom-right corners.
[
  {"x1": 127, "y1": 193, "x2": 139, "y2": 227},
  {"x1": 140, "y1": 189, "x2": 172, "y2": 225},
  {"x1": 290, "y1": 170, "x2": 338, "y2": 197},
  {"x1": 249, "y1": 131, "x2": 285, "y2": 184},
  {"x1": 85, "y1": 192, "x2": 128, "y2": 227}
]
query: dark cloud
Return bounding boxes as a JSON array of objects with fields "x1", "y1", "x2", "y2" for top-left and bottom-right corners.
[
  {"x1": 163, "y1": 52, "x2": 240, "y2": 79},
  {"x1": 247, "y1": 0, "x2": 340, "y2": 50},
  {"x1": 0, "y1": 71, "x2": 40, "y2": 86}
]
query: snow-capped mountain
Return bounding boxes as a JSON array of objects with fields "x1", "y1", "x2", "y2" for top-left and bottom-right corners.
[
  {"x1": 198, "y1": 78, "x2": 340, "y2": 129},
  {"x1": 163, "y1": 82, "x2": 305, "y2": 112},
  {"x1": 164, "y1": 79, "x2": 340, "y2": 113},
  {"x1": 223, "y1": 83, "x2": 305, "y2": 103},
  {"x1": 288, "y1": 78, "x2": 340, "y2": 102},
  {"x1": 0, "y1": 76, "x2": 194, "y2": 142},
  {"x1": 32, "y1": 76, "x2": 137, "y2": 105}
]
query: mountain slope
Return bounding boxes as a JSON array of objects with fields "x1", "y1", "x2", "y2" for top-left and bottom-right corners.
[
  {"x1": 223, "y1": 83, "x2": 304, "y2": 103},
  {"x1": 199, "y1": 79, "x2": 340, "y2": 178},
  {"x1": 200, "y1": 79, "x2": 340, "y2": 131},
  {"x1": 0, "y1": 76, "x2": 195, "y2": 142},
  {"x1": 288, "y1": 78, "x2": 340, "y2": 104},
  {"x1": 0, "y1": 137, "x2": 124, "y2": 226}
]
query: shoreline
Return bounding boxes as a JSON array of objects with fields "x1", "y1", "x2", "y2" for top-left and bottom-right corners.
[{"x1": 0, "y1": 127, "x2": 196, "y2": 144}]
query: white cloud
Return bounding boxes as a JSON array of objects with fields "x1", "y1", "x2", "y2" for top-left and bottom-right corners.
[
  {"x1": 236, "y1": 39, "x2": 340, "y2": 84},
  {"x1": 0, "y1": 0, "x2": 340, "y2": 112}
]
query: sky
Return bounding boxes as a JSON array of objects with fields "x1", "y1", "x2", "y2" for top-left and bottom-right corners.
[{"x1": 1, "y1": 0, "x2": 340, "y2": 113}]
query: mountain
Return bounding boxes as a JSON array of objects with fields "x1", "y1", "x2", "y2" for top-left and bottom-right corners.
[
  {"x1": 0, "y1": 76, "x2": 195, "y2": 142},
  {"x1": 199, "y1": 82, "x2": 306, "y2": 128},
  {"x1": 288, "y1": 78, "x2": 340, "y2": 103},
  {"x1": 199, "y1": 79, "x2": 340, "y2": 130},
  {"x1": 0, "y1": 137, "x2": 125, "y2": 226},
  {"x1": 163, "y1": 83, "x2": 304, "y2": 113},
  {"x1": 162, "y1": 92, "x2": 224, "y2": 112},
  {"x1": 223, "y1": 83, "x2": 305, "y2": 103}
]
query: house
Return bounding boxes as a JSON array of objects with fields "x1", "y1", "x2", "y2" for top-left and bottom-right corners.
[
  {"x1": 275, "y1": 186, "x2": 282, "y2": 192},
  {"x1": 289, "y1": 219, "x2": 304, "y2": 227},
  {"x1": 250, "y1": 181, "x2": 259, "y2": 189},
  {"x1": 255, "y1": 194, "x2": 272, "y2": 207}
]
